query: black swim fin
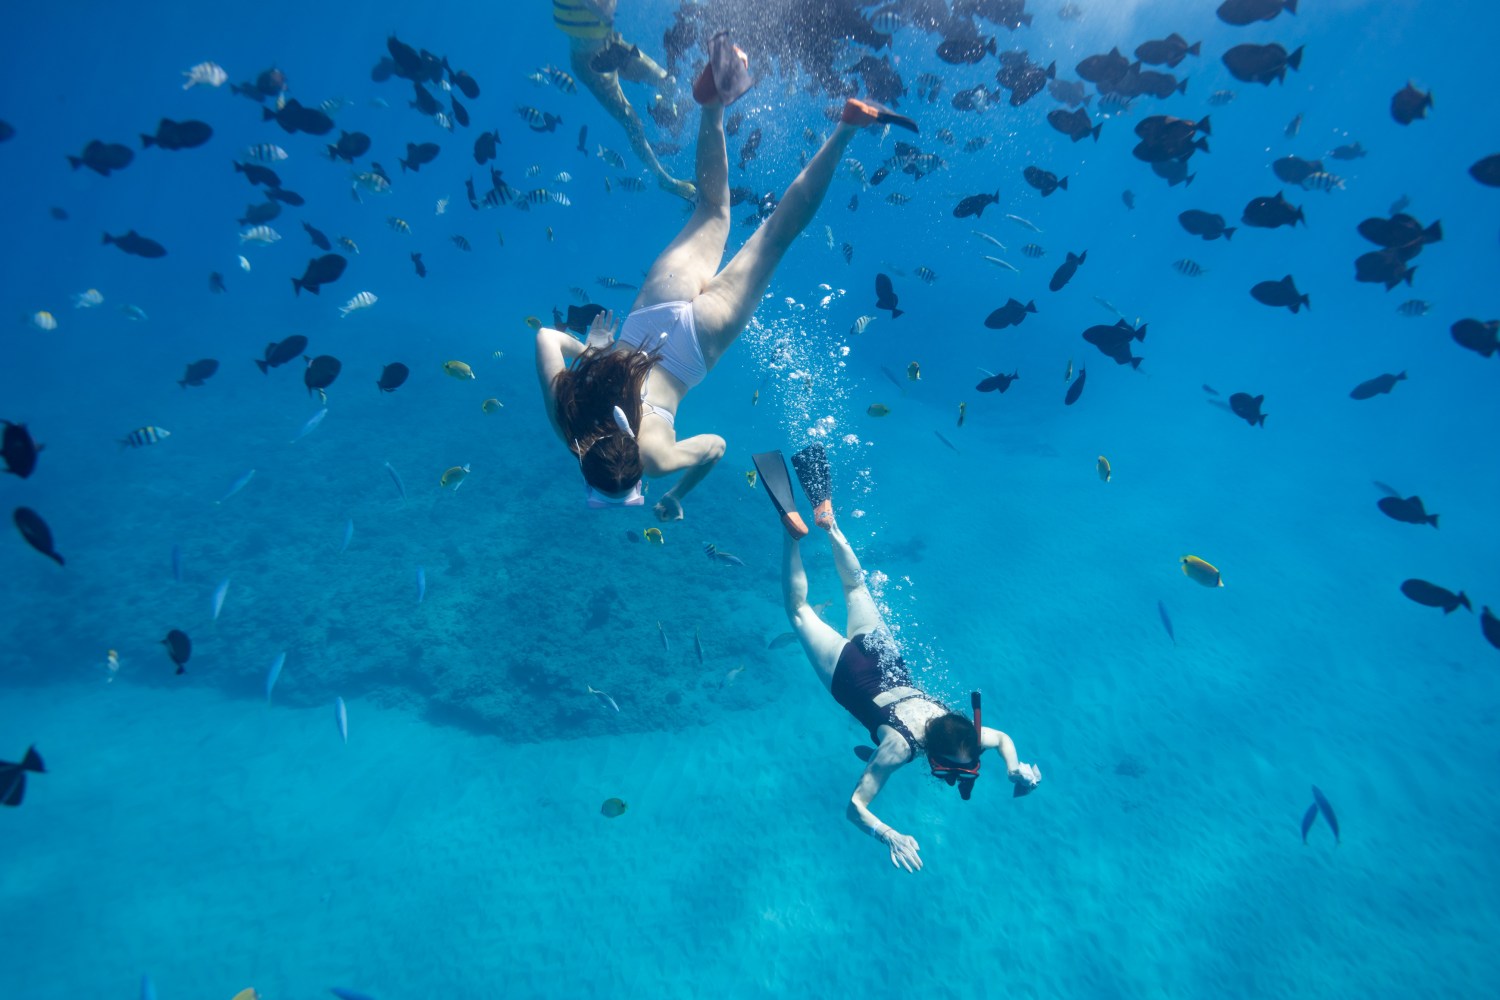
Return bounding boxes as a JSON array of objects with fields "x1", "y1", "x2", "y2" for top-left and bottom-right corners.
[
  {"x1": 790, "y1": 443, "x2": 831, "y2": 506},
  {"x1": 752, "y1": 450, "x2": 808, "y2": 539},
  {"x1": 700, "y1": 32, "x2": 755, "y2": 106},
  {"x1": 854, "y1": 745, "x2": 875, "y2": 763}
]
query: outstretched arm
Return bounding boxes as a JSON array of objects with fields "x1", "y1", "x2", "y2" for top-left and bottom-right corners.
[
  {"x1": 534, "y1": 326, "x2": 587, "y2": 444},
  {"x1": 642, "y1": 433, "x2": 725, "y2": 520},
  {"x1": 982, "y1": 726, "x2": 1041, "y2": 789},
  {"x1": 847, "y1": 734, "x2": 923, "y2": 873}
]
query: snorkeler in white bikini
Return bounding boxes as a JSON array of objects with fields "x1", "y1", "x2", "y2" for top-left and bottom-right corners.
[
  {"x1": 752, "y1": 443, "x2": 1043, "y2": 872},
  {"x1": 534, "y1": 33, "x2": 918, "y2": 521}
]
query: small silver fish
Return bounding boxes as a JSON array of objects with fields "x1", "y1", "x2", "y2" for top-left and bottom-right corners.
[
  {"x1": 695, "y1": 629, "x2": 704, "y2": 664},
  {"x1": 340, "y1": 518, "x2": 354, "y2": 553},
  {"x1": 971, "y1": 230, "x2": 1006, "y2": 251},
  {"x1": 658, "y1": 620, "x2": 670, "y2": 652},
  {"x1": 983, "y1": 256, "x2": 1019, "y2": 272},
  {"x1": 215, "y1": 468, "x2": 256, "y2": 504},
  {"x1": 335, "y1": 697, "x2": 348, "y2": 743},
  {"x1": 384, "y1": 461, "x2": 407, "y2": 502},
  {"x1": 212, "y1": 578, "x2": 230, "y2": 621},
  {"x1": 587, "y1": 684, "x2": 620, "y2": 712},
  {"x1": 1004, "y1": 213, "x2": 1043, "y2": 233},
  {"x1": 416, "y1": 565, "x2": 426, "y2": 604},
  {"x1": 291, "y1": 408, "x2": 327, "y2": 443},
  {"x1": 266, "y1": 652, "x2": 286, "y2": 703},
  {"x1": 1093, "y1": 296, "x2": 1126, "y2": 319}
]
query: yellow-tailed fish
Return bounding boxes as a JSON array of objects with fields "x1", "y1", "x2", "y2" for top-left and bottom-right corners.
[
  {"x1": 643, "y1": 527, "x2": 664, "y2": 544},
  {"x1": 525, "y1": 315, "x2": 542, "y2": 330},
  {"x1": 1181, "y1": 555, "x2": 1224, "y2": 588},
  {"x1": 907, "y1": 362, "x2": 921, "y2": 381},
  {"x1": 482, "y1": 398, "x2": 504, "y2": 413},
  {"x1": 745, "y1": 470, "x2": 757, "y2": 488},
  {"x1": 443, "y1": 360, "x2": 475, "y2": 380},
  {"x1": 30, "y1": 311, "x2": 58, "y2": 331},
  {"x1": 440, "y1": 464, "x2": 471, "y2": 490},
  {"x1": 1097, "y1": 455, "x2": 1111, "y2": 482}
]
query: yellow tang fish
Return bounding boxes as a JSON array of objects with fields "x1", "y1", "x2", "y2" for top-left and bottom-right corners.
[
  {"x1": 1181, "y1": 555, "x2": 1224, "y2": 588},
  {"x1": 745, "y1": 470, "x2": 758, "y2": 488},
  {"x1": 867, "y1": 403, "x2": 890, "y2": 417},
  {"x1": 481, "y1": 398, "x2": 504, "y2": 413},
  {"x1": 230, "y1": 990, "x2": 260, "y2": 1000},
  {"x1": 525, "y1": 316, "x2": 542, "y2": 330},
  {"x1": 1097, "y1": 455, "x2": 1111, "y2": 482},
  {"x1": 443, "y1": 360, "x2": 475, "y2": 380},
  {"x1": 440, "y1": 464, "x2": 471, "y2": 490},
  {"x1": 643, "y1": 527, "x2": 664, "y2": 544},
  {"x1": 907, "y1": 362, "x2": 921, "y2": 381}
]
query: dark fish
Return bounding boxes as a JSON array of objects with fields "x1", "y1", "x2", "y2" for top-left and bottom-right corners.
[
  {"x1": 208, "y1": 272, "x2": 227, "y2": 294},
  {"x1": 1077, "y1": 48, "x2": 1130, "y2": 87},
  {"x1": 411, "y1": 251, "x2": 427, "y2": 277},
  {"x1": 231, "y1": 66, "x2": 288, "y2": 101},
  {"x1": 140, "y1": 118, "x2": 213, "y2": 151},
  {"x1": 975, "y1": 370, "x2": 1019, "y2": 393},
  {"x1": 1152, "y1": 158, "x2": 1195, "y2": 187},
  {"x1": 848, "y1": 194, "x2": 859, "y2": 212},
  {"x1": 1449, "y1": 318, "x2": 1498, "y2": 358},
  {"x1": 102, "y1": 230, "x2": 166, "y2": 258},
  {"x1": 1064, "y1": 367, "x2": 1087, "y2": 405},
  {"x1": 1329, "y1": 142, "x2": 1366, "y2": 161},
  {"x1": 724, "y1": 112, "x2": 743, "y2": 137},
  {"x1": 262, "y1": 98, "x2": 335, "y2": 136},
  {"x1": 953, "y1": 192, "x2": 1000, "y2": 218},
  {"x1": 1285, "y1": 112, "x2": 1304, "y2": 138},
  {"x1": 50, "y1": 206, "x2": 68, "y2": 220},
  {"x1": 846, "y1": 55, "x2": 907, "y2": 104},
  {"x1": 1250, "y1": 275, "x2": 1309, "y2": 313},
  {"x1": 1135, "y1": 33, "x2": 1201, "y2": 68},
  {"x1": 1400, "y1": 579, "x2": 1470, "y2": 614},
  {"x1": 410, "y1": 81, "x2": 442, "y2": 116},
  {"x1": 1471, "y1": 154, "x2": 1500, "y2": 188},
  {"x1": 67, "y1": 139, "x2": 133, "y2": 175},
  {"x1": 14, "y1": 507, "x2": 64, "y2": 565},
  {"x1": 376, "y1": 362, "x2": 410, "y2": 392},
  {"x1": 1300, "y1": 802, "x2": 1318, "y2": 844},
  {"x1": 1357, "y1": 213, "x2": 1441, "y2": 249},
  {"x1": 450, "y1": 68, "x2": 480, "y2": 100},
  {"x1": 1229, "y1": 392, "x2": 1267, "y2": 427},
  {"x1": 1157, "y1": 600, "x2": 1175, "y2": 645},
  {"x1": 1047, "y1": 79, "x2": 1090, "y2": 108},
  {"x1": 473, "y1": 129, "x2": 501, "y2": 165},
  {"x1": 1202, "y1": 385, "x2": 1220, "y2": 396},
  {"x1": 1354, "y1": 249, "x2": 1417, "y2": 290},
  {"x1": 1134, "y1": 68, "x2": 1188, "y2": 99},
  {"x1": 326, "y1": 130, "x2": 371, "y2": 163},
  {"x1": 1046, "y1": 107, "x2": 1101, "y2": 143},
  {"x1": 950, "y1": 84, "x2": 994, "y2": 112},
  {"x1": 178, "y1": 359, "x2": 219, "y2": 388},
  {"x1": 934, "y1": 431, "x2": 959, "y2": 453},
  {"x1": 257, "y1": 335, "x2": 308, "y2": 374},
  {"x1": 1024, "y1": 166, "x2": 1068, "y2": 196},
  {"x1": 1132, "y1": 115, "x2": 1210, "y2": 162},
  {"x1": 590, "y1": 40, "x2": 640, "y2": 74},
  {"x1": 303, "y1": 222, "x2": 332, "y2": 251},
  {"x1": 0, "y1": 120, "x2": 12, "y2": 143},
  {"x1": 1481, "y1": 608, "x2": 1500, "y2": 651},
  {"x1": 1309, "y1": 785, "x2": 1340, "y2": 844},
  {"x1": 1048, "y1": 250, "x2": 1086, "y2": 292},
  {"x1": 1242, "y1": 192, "x2": 1305, "y2": 228},
  {"x1": 875, "y1": 273, "x2": 903, "y2": 318},
  {"x1": 2, "y1": 421, "x2": 42, "y2": 479},
  {"x1": 292, "y1": 254, "x2": 348, "y2": 296},
  {"x1": 1217, "y1": 0, "x2": 1298, "y2": 26},
  {"x1": 1377, "y1": 495, "x2": 1438, "y2": 528},
  {"x1": 1121, "y1": 190, "x2": 1134, "y2": 210},
  {"x1": 738, "y1": 128, "x2": 762, "y2": 170},
  {"x1": 1178, "y1": 210, "x2": 1235, "y2": 241},
  {"x1": 1349, "y1": 371, "x2": 1406, "y2": 400},
  {"x1": 304, "y1": 355, "x2": 342, "y2": 395},
  {"x1": 984, "y1": 299, "x2": 1036, "y2": 330},
  {"x1": 233, "y1": 161, "x2": 281, "y2": 187},
  {"x1": 400, "y1": 142, "x2": 440, "y2": 173},
  {"x1": 450, "y1": 94, "x2": 470, "y2": 128},
  {"x1": 238, "y1": 200, "x2": 281, "y2": 225},
  {"x1": 1390, "y1": 82, "x2": 1432, "y2": 125},
  {"x1": 1222, "y1": 43, "x2": 1303, "y2": 86},
  {"x1": 266, "y1": 187, "x2": 304, "y2": 206},
  {"x1": 870, "y1": 166, "x2": 889, "y2": 185},
  {"x1": 576, "y1": 125, "x2": 588, "y2": 155},
  {"x1": 939, "y1": 35, "x2": 997, "y2": 65},
  {"x1": 161, "y1": 629, "x2": 191, "y2": 674},
  {"x1": 0, "y1": 745, "x2": 45, "y2": 808},
  {"x1": 1272, "y1": 154, "x2": 1323, "y2": 185},
  {"x1": 1082, "y1": 319, "x2": 1146, "y2": 368}
]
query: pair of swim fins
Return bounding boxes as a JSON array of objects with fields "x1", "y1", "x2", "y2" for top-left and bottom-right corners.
[
  {"x1": 752, "y1": 443, "x2": 831, "y2": 539},
  {"x1": 694, "y1": 32, "x2": 756, "y2": 107}
]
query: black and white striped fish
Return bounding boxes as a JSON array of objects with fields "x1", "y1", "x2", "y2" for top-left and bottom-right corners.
[
  {"x1": 1301, "y1": 171, "x2": 1346, "y2": 192},
  {"x1": 1173, "y1": 258, "x2": 1205, "y2": 277},
  {"x1": 451, "y1": 235, "x2": 472, "y2": 251},
  {"x1": 244, "y1": 143, "x2": 288, "y2": 162},
  {"x1": 1022, "y1": 244, "x2": 1046, "y2": 258},
  {"x1": 120, "y1": 425, "x2": 170, "y2": 448},
  {"x1": 1396, "y1": 299, "x2": 1431, "y2": 317}
]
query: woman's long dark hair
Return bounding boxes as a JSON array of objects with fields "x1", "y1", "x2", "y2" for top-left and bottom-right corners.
[{"x1": 552, "y1": 346, "x2": 656, "y2": 493}]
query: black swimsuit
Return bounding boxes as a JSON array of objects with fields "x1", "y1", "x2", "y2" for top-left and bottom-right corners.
[{"x1": 830, "y1": 633, "x2": 945, "y2": 761}]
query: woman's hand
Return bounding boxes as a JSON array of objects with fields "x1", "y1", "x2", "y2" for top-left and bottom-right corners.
[
  {"x1": 879, "y1": 828, "x2": 923, "y2": 873},
  {"x1": 653, "y1": 493, "x2": 684, "y2": 522},
  {"x1": 585, "y1": 309, "x2": 620, "y2": 352},
  {"x1": 1009, "y1": 762, "x2": 1042, "y2": 792}
]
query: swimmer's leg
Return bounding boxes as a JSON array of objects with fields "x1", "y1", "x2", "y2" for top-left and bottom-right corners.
[
  {"x1": 691, "y1": 117, "x2": 862, "y2": 367},
  {"x1": 783, "y1": 533, "x2": 846, "y2": 691},
  {"x1": 632, "y1": 104, "x2": 732, "y2": 308},
  {"x1": 569, "y1": 39, "x2": 695, "y2": 203},
  {"x1": 824, "y1": 517, "x2": 882, "y2": 639}
]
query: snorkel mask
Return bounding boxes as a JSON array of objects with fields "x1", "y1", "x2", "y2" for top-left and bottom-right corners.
[
  {"x1": 929, "y1": 691, "x2": 983, "y2": 801},
  {"x1": 577, "y1": 405, "x2": 646, "y2": 509}
]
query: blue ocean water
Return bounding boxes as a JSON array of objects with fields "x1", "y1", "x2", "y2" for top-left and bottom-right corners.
[{"x1": 2, "y1": 0, "x2": 1498, "y2": 996}]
